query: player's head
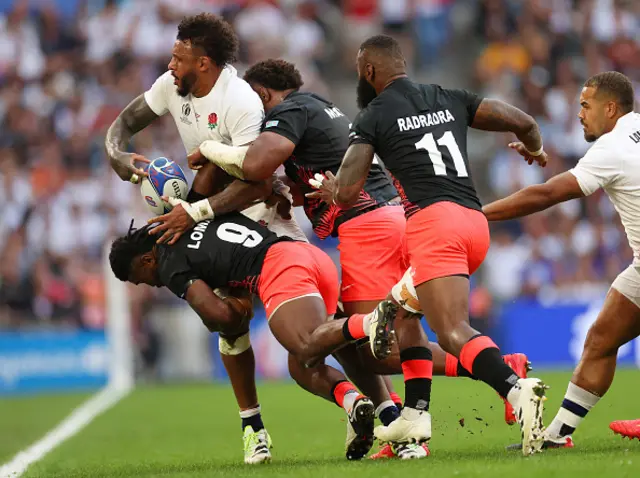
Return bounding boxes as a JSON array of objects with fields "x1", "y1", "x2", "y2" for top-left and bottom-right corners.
[
  {"x1": 110, "y1": 221, "x2": 162, "y2": 287},
  {"x1": 356, "y1": 35, "x2": 406, "y2": 109},
  {"x1": 244, "y1": 59, "x2": 304, "y2": 112},
  {"x1": 170, "y1": 13, "x2": 239, "y2": 97},
  {"x1": 579, "y1": 71, "x2": 635, "y2": 142}
]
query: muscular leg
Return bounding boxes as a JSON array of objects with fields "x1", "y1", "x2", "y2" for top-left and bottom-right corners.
[
  {"x1": 415, "y1": 277, "x2": 476, "y2": 355},
  {"x1": 339, "y1": 300, "x2": 394, "y2": 408},
  {"x1": 546, "y1": 288, "x2": 640, "y2": 439},
  {"x1": 220, "y1": 345, "x2": 259, "y2": 409},
  {"x1": 270, "y1": 296, "x2": 358, "y2": 398},
  {"x1": 573, "y1": 289, "x2": 640, "y2": 395},
  {"x1": 269, "y1": 295, "x2": 375, "y2": 460}
]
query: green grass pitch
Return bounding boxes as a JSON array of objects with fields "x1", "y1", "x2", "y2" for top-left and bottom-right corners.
[{"x1": 2, "y1": 370, "x2": 639, "y2": 478}]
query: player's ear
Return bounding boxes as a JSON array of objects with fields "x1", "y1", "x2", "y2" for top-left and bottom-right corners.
[
  {"x1": 199, "y1": 56, "x2": 211, "y2": 72},
  {"x1": 140, "y1": 252, "x2": 156, "y2": 267},
  {"x1": 258, "y1": 86, "x2": 271, "y2": 104}
]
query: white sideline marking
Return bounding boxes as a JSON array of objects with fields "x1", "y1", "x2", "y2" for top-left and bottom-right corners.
[{"x1": 0, "y1": 384, "x2": 131, "y2": 478}]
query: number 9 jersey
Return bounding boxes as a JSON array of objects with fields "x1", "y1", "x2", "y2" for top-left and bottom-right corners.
[
  {"x1": 349, "y1": 78, "x2": 483, "y2": 217},
  {"x1": 156, "y1": 212, "x2": 291, "y2": 299}
]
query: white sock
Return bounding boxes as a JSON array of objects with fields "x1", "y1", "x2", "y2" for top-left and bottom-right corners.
[
  {"x1": 239, "y1": 405, "x2": 261, "y2": 419},
  {"x1": 546, "y1": 382, "x2": 600, "y2": 438},
  {"x1": 343, "y1": 390, "x2": 359, "y2": 413},
  {"x1": 362, "y1": 313, "x2": 373, "y2": 337},
  {"x1": 375, "y1": 400, "x2": 396, "y2": 418}
]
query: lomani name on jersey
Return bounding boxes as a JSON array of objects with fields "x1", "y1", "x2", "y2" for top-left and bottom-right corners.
[{"x1": 397, "y1": 110, "x2": 456, "y2": 132}]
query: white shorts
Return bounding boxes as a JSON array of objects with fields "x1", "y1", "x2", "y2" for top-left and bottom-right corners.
[
  {"x1": 241, "y1": 185, "x2": 308, "y2": 243},
  {"x1": 611, "y1": 265, "x2": 640, "y2": 309}
]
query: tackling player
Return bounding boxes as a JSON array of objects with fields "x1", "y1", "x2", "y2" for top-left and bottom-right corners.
[
  {"x1": 484, "y1": 72, "x2": 640, "y2": 446},
  {"x1": 109, "y1": 213, "x2": 387, "y2": 460},
  {"x1": 190, "y1": 58, "x2": 531, "y2": 458},
  {"x1": 186, "y1": 58, "x2": 425, "y2": 459},
  {"x1": 321, "y1": 35, "x2": 548, "y2": 455},
  {"x1": 103, "y1": 13, "x2": 306, "y2": 464}
]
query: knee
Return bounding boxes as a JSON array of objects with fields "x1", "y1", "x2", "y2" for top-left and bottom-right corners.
[
  {"x1": 289, "y1": 338, "x2": 317, "y2": 368},
  {"x1": 583, "y1": 323, "x2": 618, "y2": 358},
  {"x1": 435, "y1": 321, "x2": 475, "y2": 355}
]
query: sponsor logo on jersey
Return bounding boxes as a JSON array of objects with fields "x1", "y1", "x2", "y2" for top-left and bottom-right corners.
[
  {"x1": 397, "y1": 109, "x2": 455, "y2": 132},
  {"x1": 265, "y1": 120, "x2": 279, "y2": 128},
  {"x1": 180, "y1": 103, "x2": 192, "y2": 125},
  {"x1": 630, "y1": 130, "x2": 640, "y2": 144},
  {"x1": 208, "y1": 112, "x2": 218, "y2": 130}
]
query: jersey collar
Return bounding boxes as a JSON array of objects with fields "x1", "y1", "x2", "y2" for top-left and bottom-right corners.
[
  {"x1": 197, "y1": 65, "x2": 237, "y2": 99},
  {"x1": 617, "y1": 111, "x2": 637, "y2": 127}
]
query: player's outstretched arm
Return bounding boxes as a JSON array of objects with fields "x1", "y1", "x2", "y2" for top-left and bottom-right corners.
[
  {"x1": 472, "y1": 99, "x2": 547, "y2": 167},
  {"x1": 207, "y1": 177, "x2": 273, "y2": 216},
  {"x1": 242, "y1": 132, "x2": 296, "y2": 181},
  {"x1": 193, "y1": 132, "x2": 296, "y2": 182},
  {"x1": 483, "y1": 172, "x2": 584, "y2": 221},
  {"x1": 105, "y1": 94, "x2": 159, "y2": 182},
  {"x1": 333, "y1": 143, "x2": 374, "y2": 208},
  {"x1": 148, "y1": 174, "x2": 273, "y2": 244}
]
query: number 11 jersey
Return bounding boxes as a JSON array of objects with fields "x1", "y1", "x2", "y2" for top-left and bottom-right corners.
[{"x1": 349, "y1": 78, "x2": 483, "y2": 217}]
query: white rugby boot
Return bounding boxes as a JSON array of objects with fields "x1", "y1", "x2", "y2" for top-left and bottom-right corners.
[
  {"x1": 374, "y1": 407, "x2": 432, "y2": 444},
  {"x1": 242, "y1": 426, "x2": 272, "y2": 464},
  {"x1": 507, "y1": 378, "x2": 548, "y2": 456},
  {"x1": 368, "y1": 300, "x2": 398, "y2": 359},
  {"x1": 345, "y1": 396, "x2": 375, "y2": 460}
]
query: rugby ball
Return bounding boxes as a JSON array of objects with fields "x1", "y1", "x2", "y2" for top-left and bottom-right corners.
[{"x1": 140, "y1": 157, "x2": 188, "y2": 215}]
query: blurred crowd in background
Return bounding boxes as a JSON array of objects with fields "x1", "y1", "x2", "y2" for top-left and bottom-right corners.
[{"x1": 0, "y1": 0, "x2": 638, "y2": 346}]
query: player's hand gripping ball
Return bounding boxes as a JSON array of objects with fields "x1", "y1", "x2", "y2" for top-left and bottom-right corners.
[{"x1": 139, "y1": 157, "x2": 189, "y2": 215}]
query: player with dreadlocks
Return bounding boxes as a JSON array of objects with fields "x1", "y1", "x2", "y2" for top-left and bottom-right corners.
[
  {"x1": 187, "y1": 58, "x2": 531, "y2": 459},
  {"x1": 110, "y1": 213, "x2": 402, "y2": 461},
  {"x1": 104, "y1": 13, "x2": 308, "y2": 464}
]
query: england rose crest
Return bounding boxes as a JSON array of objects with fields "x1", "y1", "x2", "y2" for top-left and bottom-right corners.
[{"x1": 208, "y1": 112, "x2": 218, "y2": 130}]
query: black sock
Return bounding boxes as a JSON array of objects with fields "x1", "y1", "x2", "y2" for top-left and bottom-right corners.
[
  {"x1": 461, "y1": 335, "x2": 518, "y2": 399},
  {"x1": 379, "y1": 405, "x2": 401, "y2": 426},
  {"x1": 457, "y1": 362, "x2": 475, "y2": 379},
  {"x1": 400, "y1": 347, "x2": 433, "y2": 411},
  {"x1": 240, "y1": 409, "x2": 264, "y2": 432}
]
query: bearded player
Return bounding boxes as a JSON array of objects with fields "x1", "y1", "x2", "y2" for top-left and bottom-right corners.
[
  {"x1": 104, "y1": 13, "x2": 309, "y2": 464},
  {"x1": 303, "y1": 35, "x2": 549, "y2": 455},
  {"x1": 484, "y1": 72, "x2": 640, "y2": 446},
  {"x1": 189, "y1": 58, "x2": 531, "y2": 457}
]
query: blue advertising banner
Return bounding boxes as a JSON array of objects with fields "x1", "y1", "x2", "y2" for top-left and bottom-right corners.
[
  {"x1": 210, "y1": 297, "x2": 640, "y2": 380},
  {"x1": 499, "y1": 298, "x2": 640, "y2": 368},
  {"x1": 0, "y1": 331, "x2": 109, "y2": 395}
]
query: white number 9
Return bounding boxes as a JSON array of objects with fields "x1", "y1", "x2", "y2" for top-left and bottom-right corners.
[{"x1": 217, "y1": 223, "x2": 263, "y2": 248}]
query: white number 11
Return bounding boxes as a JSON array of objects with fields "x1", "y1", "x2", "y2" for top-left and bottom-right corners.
[{"x1": 415, "y1": 131, "x2": 468, "y2": 177}]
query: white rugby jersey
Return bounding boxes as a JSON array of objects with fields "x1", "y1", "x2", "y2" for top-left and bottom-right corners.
[
  {"x1": 144, "y1": 65, "x2": 263, "y2": 151},
  {"x1": 143, "y1": 66, "x2": 308, "y2": 242},
  {"x1": 570, "y1": 112, "x2": 640, "y2": 263}
]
